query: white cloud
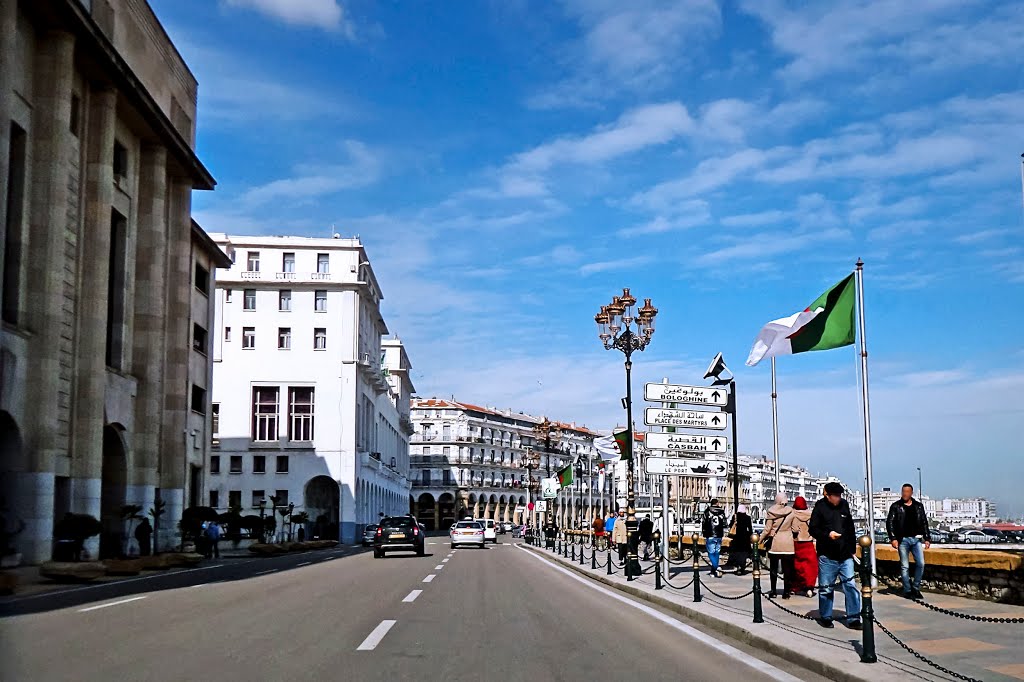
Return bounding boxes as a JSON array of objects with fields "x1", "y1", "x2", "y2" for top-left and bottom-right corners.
[
  {"x1": 616, "y1": 201, "x2": 710, "y2": 237},
  {"x1": 695, "y1": 227, "x2": 850, "y2": 267},
  {"x1": 579, "y1": 255, "x2": 652, "y2": 276},
  {"x1": 630, "y1": 148, "x2": 771, "y2": 211},
  {"x1": 720, "y1": 210, "x2": 788, "y2": 228},
  {"x1": 222, "y1": 0, "x2": 352, "y2": 34},
  {"x1": 238, "y1": 140, "x2": 380, "y2": 206},
  {"x1": 954, "y1": 228, "x2": 1015, "y2": 245}
]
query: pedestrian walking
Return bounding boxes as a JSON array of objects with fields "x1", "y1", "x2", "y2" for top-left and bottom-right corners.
[
  {"x1": 784, "y1": 496, "x2": 817, "y2": 597},
  {"x1": 809, "y1": 482, "x2": 861, "y2": 630},
  {"x1": 726, "y1": 505, "x2": 753, "y2": 575},
  {"x1": 205, "y1": 520, "x2": 223, "y2": 559},
  {"x1": 135, "y1": 517, "x2": 153, "y2": 557},
  {"x1": 886, "y1": 483, "x2": 931, "y2": 599},
  {"x1": 612, "y1": 513, "x2": 628, "y2": 564},
  {"x1": 701, "y1": 499, "x2": 727, "y2": 577},
  {"x1": 592, "y1": 515, "x2": 606, "y2": 550},
  {"x1": 638, "y1": 514, "x2": 654, "y2": 560},
  {"x1": 760, "y1": 494, "x2": 796, "y2": 598}
]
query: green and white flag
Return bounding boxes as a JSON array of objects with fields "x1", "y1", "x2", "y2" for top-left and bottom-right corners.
[
  {"x1": 746, "y1": 273, "x2": 856, "y2": 367},
  {"x1": 612, "y1": 428, "x2": 632, "y2": 461},
  {"x1": 556, "y1": 463, "x2": 574, "y2": 489}
]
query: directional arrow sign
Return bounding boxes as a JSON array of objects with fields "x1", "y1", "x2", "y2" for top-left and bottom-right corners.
[
  {"x1": 644, "y1": 407, "x2": 727, "y2": 430},
  {"x1": 644, "y1": 432, "x2": 729, "y2": 454},
  {"x1": 645, "y1": 457, "x2": 729, "y2": 477},
  {"x1": 644, "y1": 383, "x2": 729, "y2": 406}
]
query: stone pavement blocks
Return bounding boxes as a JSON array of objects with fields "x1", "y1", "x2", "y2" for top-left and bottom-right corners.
[
  {"x1": 902, "y1": 637, "x2": 1003, "y2": 655},
  {"x1": 988, "y1": 663, "x2": 1024, "y2": 681}
]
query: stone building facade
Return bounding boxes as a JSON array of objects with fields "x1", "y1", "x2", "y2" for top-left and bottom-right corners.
[{"x1": 0, "y1": 0, "x2": 217, "y2": 563}]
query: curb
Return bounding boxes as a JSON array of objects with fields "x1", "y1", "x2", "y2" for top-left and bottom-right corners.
[{"x1": 522, "y1": 544, "x2": 884, "y2": 682}]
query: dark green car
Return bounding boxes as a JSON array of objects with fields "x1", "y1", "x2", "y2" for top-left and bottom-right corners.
[{"x1": 373, "y1": 515, "x2": 426, "y2": 558}]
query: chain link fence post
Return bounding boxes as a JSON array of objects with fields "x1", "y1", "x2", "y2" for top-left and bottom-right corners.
[
  {"x1": 691, "y1": 533, "x2": 702, "y2": 603},
  {"x1": 751, "y1": 532, "x2": 764, "y2": 623},
  {"x1": 858, "y1": 535, "x2": 877, "y2": 664}
]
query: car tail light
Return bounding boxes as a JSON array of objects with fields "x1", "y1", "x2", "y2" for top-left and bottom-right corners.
[
  {"x1": 413, "y1": 527, "x2": 419, "y2": 536},
  {"x1": 375, "y1": 527, "x2": 382, "y2": 537}
]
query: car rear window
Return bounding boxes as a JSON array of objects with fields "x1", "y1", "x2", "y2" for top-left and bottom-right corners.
[
  {"x1": 455, "y1": 521, "x2": 481, "y2": 529},
  {"x1": 383, "y1": 517, "x2": 414, "y2": 528}
]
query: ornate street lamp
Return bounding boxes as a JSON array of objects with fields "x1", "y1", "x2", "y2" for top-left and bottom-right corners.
[
  {"x1": 534, "y1": 417, "x2": 562, "y2": 525},
  {"x1": 595, "y1": 288, "x2": 657, "y2": 578},
  {"x1": 520, "y1": 449, "x2": 542, "y2": 529}
]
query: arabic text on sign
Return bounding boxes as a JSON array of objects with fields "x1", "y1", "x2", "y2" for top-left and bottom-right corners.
[
  {"x1": 644, "y1": 432, "x2": 729, "y2": 453},
  {"x1": 644, "y1": 383, "x2": 729, "y2": 405},
  {"x1": 644, "y1": 408, "x2": 727, "y2": 430}
]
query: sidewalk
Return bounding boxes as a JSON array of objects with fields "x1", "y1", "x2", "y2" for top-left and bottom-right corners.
[{"x1": 524, "y1": 542, "x2": 1024, "y2": 682}]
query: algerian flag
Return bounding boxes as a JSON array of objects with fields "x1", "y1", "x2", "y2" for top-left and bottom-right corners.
[
  {"x1": 557, "y1": 464, "x2": 574, "y2": 488},
  {"x1": 594, "y1": 435, "x2": 620, "y2": 462},
  {"x1": 613, "y1": 428, "x2": 632, "y2": 461},
  {"x1": 746, "y1": 274, "x2": 856, "y2": 367}
]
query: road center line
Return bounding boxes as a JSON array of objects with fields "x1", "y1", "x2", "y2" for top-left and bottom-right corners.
[
  {"x1": 356, "y1": 620, "x2": 397, "y2": 651},
  {"x1": 422, "y1": 574, "x2": 436, "y2": 583},
  {"x1": 442, "y1": 558, "x2": 450, "y2": 563},
  {"x1": 435, "y1": 565, "x2": 444, "y2": 570},
  {"x1": 297, "y1": 561, "x2": 312, "y2": 566},
  {"x1": 515, "y1": 546, "x2": 804, "y2": 682},
  {"x1": 402, "y1": 590, "x2": 422, "y2": 603},
  {"x1": 78, "y1": 595, "x2": 148, "y2": 612},
  {"x1": 255, "y1": 568, "x2": 279, "y2": 575}
]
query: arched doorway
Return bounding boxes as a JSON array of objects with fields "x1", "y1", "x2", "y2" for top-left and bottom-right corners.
[
  {"x1": 417, "y1": 493, "x2": 436, "y2": 531},
  {"x1": 438, "y1": 493, "x2": 456, "y2": 529},
  {"x1": 305, "y1": 476, "x2": 340, "y2": 540},
  {"x1": 100, "y1": 424, "x2": 128, "y2": 558},
  {"x1": 488, "y1": 494, "x2": 498, "y2": 519}
]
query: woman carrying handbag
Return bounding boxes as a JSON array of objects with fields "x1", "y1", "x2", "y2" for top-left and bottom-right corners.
[
  {"x1": 782, "y1": 496, "x2": 817, "y2": 597},
  {"x1": 759, "y1": 493, "x2": 796, "y2": 598}
]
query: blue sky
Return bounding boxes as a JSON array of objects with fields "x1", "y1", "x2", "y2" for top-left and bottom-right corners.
[{"x1": 154, "y1": 0, "x2": 1024, "y2": 516}]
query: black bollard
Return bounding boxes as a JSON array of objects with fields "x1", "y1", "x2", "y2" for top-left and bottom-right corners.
[
  {"x1": 579, "y1": 541, "x2": 585, "y2": 565},
  {"x1": 592, "y1": 543, "x2": 597, "y2": 569},
  {"x1": 571, "y1": 540, "x2": 576, "y2": 562},
  {"x1": 751, "y1": 532, "x2": 764, "y2": 623},
  {"x1": 654, "y1": 530, "x2": 663, "y2": 590},
  {"x1": 858, "y1": 535, "x2": 877, "y2": 664},
  {"x1": 691, "y1": 533, "x2": 702, "y2": 603}
]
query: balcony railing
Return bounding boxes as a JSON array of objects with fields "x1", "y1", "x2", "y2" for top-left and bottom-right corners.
[
  {"x1": 241, "y1": 271, "x2": 262, "y2": 279},
  {"x1": 275, "y1": 272, "x2": 296, "y2": 280}
]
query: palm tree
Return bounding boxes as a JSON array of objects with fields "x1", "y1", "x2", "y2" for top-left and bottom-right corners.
[{"x1": 120, "y1": 505, "x2": 143, "y2": 556}]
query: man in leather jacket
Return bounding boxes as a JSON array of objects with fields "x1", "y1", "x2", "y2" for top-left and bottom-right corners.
[{"x1": 886, "y1": 483, "x2": 931, "y2": 599}]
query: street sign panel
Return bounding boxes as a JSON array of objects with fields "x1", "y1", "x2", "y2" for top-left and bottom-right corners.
[
  {"x1": 541, "y1": 478, "x2": 559, "y2": 499},
  {"x1": 644, "y1": 432, "x2": 729, "y2": 454},
  {"x1": 645, "y1": 457, "x2": 728, "y2": 477},
  {"x1": 534, "y1": 500, "x2": 547, "y2": 512},
  {"x1": 644, "y1": 407, "x2": 727, "y2": 430},
  {"x1": 644, "y1": 383, "x2": 729, "y2": 406}
]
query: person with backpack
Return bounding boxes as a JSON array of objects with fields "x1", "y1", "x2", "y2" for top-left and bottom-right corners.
[
  {"x1": 701, "y1": 499, "x2": 727, "y2": 578},
  {"x1": 205, "y1": 520, "x2": 222, "y2": 559}
]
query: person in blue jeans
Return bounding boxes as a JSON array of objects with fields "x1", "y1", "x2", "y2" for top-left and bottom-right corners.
[
  {"x1": 886, "y1": 483, "x2": 931, "y2": 599},
  {"x1": 809, "y1": 482, "x2": 861, "y2": 630},
  {"x1": 701, "y1": 499, "x2": 727, "y2": 578}
]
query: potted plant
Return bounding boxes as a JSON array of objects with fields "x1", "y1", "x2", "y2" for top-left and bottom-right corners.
[{"x1": 53, "y1": 513, "x2": 102, "y2": 561}]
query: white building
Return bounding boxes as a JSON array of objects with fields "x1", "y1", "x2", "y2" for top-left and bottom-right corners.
[
  {"x1": 207, "y1": 235, "x2": 413, "y2": 544},
  {"x1": 409, "y1": 399, "x2": 601, "y2": 531}
]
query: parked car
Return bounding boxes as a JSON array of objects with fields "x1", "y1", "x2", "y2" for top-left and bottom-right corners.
[
  {"x1": 928, "y1": 529, "x2": 953, "y2": 544},
  {"x1": 958, "y1": 529, "x2": 999, "y2": 544},
  {"x1": 373, "y1": 515, "x2": 425, "y2": 558},
  {"x1": 981, "y1": 529, "x2": 1009, "y2": 543},
  {"x1": 362, "y1": 524, "x2": 378, "y2": 547},
  {"x1": 450, "y1": 520, "x2": 485, "y2": 549},
  {"x1": 475, "y1": 518, "x2": 498, "y2": 543}
]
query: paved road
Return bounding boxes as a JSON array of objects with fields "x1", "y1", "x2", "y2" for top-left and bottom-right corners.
[{"x1": 0, "y1": 538, "x2": 826, "y2": 681}]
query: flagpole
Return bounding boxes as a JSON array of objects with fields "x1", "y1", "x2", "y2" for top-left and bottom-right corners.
[
  {"x1": 771, "y1": 358, "x2": 781, "y2": 493},
  {"x1": 855, "y1": 258, "x2": 877, "y2": 579}
]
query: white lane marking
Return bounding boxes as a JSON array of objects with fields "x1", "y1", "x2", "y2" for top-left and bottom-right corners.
[
  {"x1": 188, "y1": 583, "x2": 208, "y2": 589},
  {"x1": 435, "y1": 565, "x2": 445, "y2": 570},
  {"x1": 255, "y1": 568, "x2": 279, "y2": 575},
  {"x1": 78, "y1": 595, "x2": 148, "y2": 612},
  {"x1": 297, "y1": 561, "x2": 312, "y2": 566},
  {"x1": 356, "y1": 620, "x2": 397, "y2": 651},
  {"x1": 422, "y1": 574, "x2": 436, "y2": 583},
  {"x1": 402, "y1": 590, "x2": 423, "y2": 603},
  {"x1": 442, "y1": 558, "x2": 450, "y2": 563},
  {"x1": 516, "y1": 547, "x2": 804, "y2": 682}
]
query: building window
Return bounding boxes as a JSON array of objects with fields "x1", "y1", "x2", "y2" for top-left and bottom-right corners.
[
  {"x1": 212, "y1": 403, "x2": 220, "y2": 438},
  {"x1": 253, "y1": 455, "x2": 266, "y2": 474},
  {"x1": 278, "y1": 327, "x2": 291, "y2": 350},
  {"x1": 442, "y1": 424, "x2": 451, "y2": 440},
  {"x1": 276, "y1": 455, "x2": 289, "y2": 473},
  {"x1": 443, "y1": 470, "x2": 452, "y2": 485},
  {"x1": 225, "y1": 289, "x2": 232, "y2": 303},
  {"x1": 317, "y1": 253, "x2": 329, "y2": 274},
  {"x1": 106, "y1": 210, "x2": 128, "y2": 369},
  {"x1": 274, "y1": 490, "x2": 289, "y2": 507},
  {"x1": 314, "y1": 290, "x2": 327, "y2": 312},
  {"x1": 225, "y1": 326, "x2": 232, "y2": 342},
  {"x1": 252, "y1": 490, "x2": 265, "y2": 508},
  {"x1": 228, "y1": 490, "x2": 241, "y2": 509},
  {"x1": 289, "y1": 387, "x2": 315, "y2": 441},
  {"x1": 252, "y1": 386, "x2": 279, "y2": 441},
  {"x1": 243, "y1": 289, "x2": 256, "y2": 310},
  {"x1": 193, "y1": 323, "x2": 208, "y2": 354},
  {"x1": 190, "y1": 384, "x2": 207, "y2": 414},
  {"x1": 113, "y1": 141, "x2": 128, "y2": 180},
  {"x1": 210, "y1": 455, "x2": 221, "y2": 474},
  {"x1": 442, "y1": 446, "x2": 450, "y2": 457},
  {"x1": 423, "y1": 446, "x2": 430, "y2": 455},
  {"x1": 313, "y1": 328, "x2": 327, "y2": 350},
  {"x1": 2, "y1": 123, "x2": 27, "y2": 325},
  {"x1": 422, "y1": 470, "x2": 431, "y2": 486},
  {"x1": 242, "y1": 327, "x2": 256, "y2": 349},
  {"x1": 194, "y1": 264, "x2": 210, "y2": 296},
  {"x1": 209, "y1": 490, "x2": 219, "y2": 508},
  {"x1": 229, "y1": 455, "x2": 242, "y2": 474},
  {"x1": 279, "y1": 290, "x2": 291, "y2": 311},
  {"x1": 246, "y1": 251, "x2": 260, "y2": 272},
  {"x1": 282, "y1": 252, "x2": 295, "y2": 273}
]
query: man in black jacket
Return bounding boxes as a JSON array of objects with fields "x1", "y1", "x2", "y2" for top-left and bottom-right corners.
[
  {"x1": 638, "y1": 515, "x2": 654, "y2": 560},
  {"x1": 809, "y1": 482, "x2": 861, "y2": 630},
  {"x1": 886, "y1": 483, "x2": 931, "y2": 599}
]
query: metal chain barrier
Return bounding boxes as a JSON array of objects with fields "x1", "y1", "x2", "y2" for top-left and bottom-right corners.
[
  {"x1": 867, "y1": 571, "x2": 1024, "y2": 624},
  {"x1": 873, "y1": 616, "x2": 984, "y2": 682},
  {"x1": 762, "y1": 589, "x2": 818, "y2": 621},
  {"x1": 700, "y1": 582, "x2": 755, "y2": 601},
  {"x1": 662, "y1": 570, "x2": 696, "y2": 591}
]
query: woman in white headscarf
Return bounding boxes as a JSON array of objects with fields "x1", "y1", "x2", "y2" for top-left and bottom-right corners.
[{"x1": 760, "y1": 493, "x2": 796, "y2": 598}]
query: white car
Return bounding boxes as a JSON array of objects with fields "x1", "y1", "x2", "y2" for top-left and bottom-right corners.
[
  {"x1": 475, "y1": 518, "x2": 498, "y2": 543},
  {"x1": 450, "y1": 520, "x2": 485, "y2": 549}
]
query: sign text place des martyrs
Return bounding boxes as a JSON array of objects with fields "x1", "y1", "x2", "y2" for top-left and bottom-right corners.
[
  {"x1": 644, "y1": 407, "x2": 727, "y2": 430},
  {"x1": 645, "y1": 457, "x2": 728, "y2": 477},
  {"x1": 644, "y1": 432, "x2": 729, "y2": 454},
  {"x1": 644, "y1": 383, "x2": 729, "y2": 406}
]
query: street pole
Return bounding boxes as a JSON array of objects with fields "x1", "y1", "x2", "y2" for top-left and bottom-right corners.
[
  {"x1": 771, "y1": 357, "x2": 781, "y2": 493},
  {"x1": 855, "y1": 259, "x2": 878, "y2": 580},
  {"x1": 624, "y1": 352, "x2": 639, "y2": 579},
  {"x1": 729, "y1": 377, "x2": 739, "y2": 515},
  {"x1": 917, "y1": 467, "x2": 922, "y2": 499}
]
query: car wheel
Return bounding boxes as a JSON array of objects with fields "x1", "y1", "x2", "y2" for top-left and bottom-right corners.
[
  {"x1": 479, "y1": 543, "x2": 485, "y2": 549},
  {"x1": 373, "y1": 549, "x2": 382, "y2": 558},
  {"x1": 991, "y1": 538, "x2": 998, "y2": 544},
  {"x1": 417, "y1": 546, "x2": 425, "y2": 557}
]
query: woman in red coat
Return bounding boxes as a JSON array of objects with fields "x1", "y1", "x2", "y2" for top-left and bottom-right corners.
[{"x1": 784, "y1": 496, "x2": 818, "y2": 597}]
